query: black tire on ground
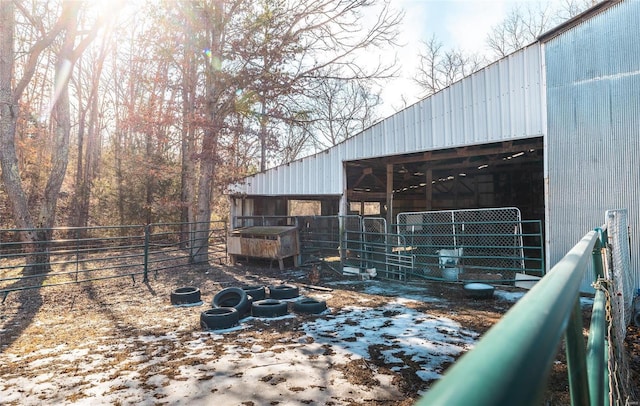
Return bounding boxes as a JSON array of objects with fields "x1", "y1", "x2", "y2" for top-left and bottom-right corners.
[
  {"x1": 170, "y1": 287, "x2": 201, "y2": 305},
  {"x1": 241, "y1": 285, "x2": 266, "y2": 301},
  {"x1": 251, "y1": 299, "x2": 289, "y2": 318},
  {"x1": 268, "y1": 284, "x2": 299, "y2": 300},
  {"x1": 213, "y1": 287, "x2": 250, "y2": 315},
  {"x1": 292, "y1": 298, "x2": 327, "y2": 314},
  {"x1": 200, "y1": 308, "x2": 240, "y2": 330}
]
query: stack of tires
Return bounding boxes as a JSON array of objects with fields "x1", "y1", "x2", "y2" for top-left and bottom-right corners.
[
  {"x1": 172, "y1": 283, "x2": 328, "y2": 331},
  {"x1": 250, "y1": 284, "x2": 297, "y2": 318}
]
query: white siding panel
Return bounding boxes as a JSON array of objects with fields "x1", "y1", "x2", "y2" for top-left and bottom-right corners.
[
  {"x1": 465, "y1": 80, "x2": 475, "y2": 143},
  {"x1": 234, "y1": 43, "x2": 544, "y2": 196},
  {"x1": 410, "y1": 108, "x2": 418, "y2": 150},
  {"x1": 277, "y1": 165, "x2": 284, "y2": 194},
  {"x1": 303, "y1": 157, "x2": 312, "y2": 194}
]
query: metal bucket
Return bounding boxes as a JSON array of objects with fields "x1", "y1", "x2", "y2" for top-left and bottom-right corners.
[{"x1": 442, "y1": 267, "x2": 459, "y2": 281}]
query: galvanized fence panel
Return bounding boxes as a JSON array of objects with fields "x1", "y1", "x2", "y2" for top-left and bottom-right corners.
[
  {"x1": 146, "y1": 221, "x2": 228, "y2": 276},
  {"x1": 0, "y1": 221, "x2": 227, "y2": 300},
  {"x1": 343, "y1": 215, "x2": 365, "y2": 268},
  {"x1": 605, "y1": 209, "x2": 635, "y2": 326},
  {"x1": 1, "y1": 225, "x2": 146, "y2": 298},
  {"x1": 297, "y1": 216, "x2": 341, "y2": 263},
  {"x1": 294, "y1": 212, "x2": 542, "y2": 282},
  {"x1": 396, "y1": 207, "x2": 543, "y2": 281},
  {"x1": 296, "y1": 215, "x2": 362, "y2": 266},
  {"x1": 356, "y1": 231, "x2": 413, "y2": 280}
]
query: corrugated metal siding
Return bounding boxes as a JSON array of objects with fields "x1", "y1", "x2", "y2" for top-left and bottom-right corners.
[
  {"x1": 233, "y1": 44, "x2": 546, "y2": 196},
  {"x1": 545, "y1": 0, "x2": 640, "y2": 292}
]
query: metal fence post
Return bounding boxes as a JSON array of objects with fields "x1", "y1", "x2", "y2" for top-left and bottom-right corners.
[
  {"x1": 75, "y1": 227, "x2": 80, "y2": 282},
  {"x1": 593, "y1": 227, "x2": 606, "y2": 279},
  {"x1": 587, "y1": 227, "x2": 608, "y2": 406},
  {"x1": 143, "y1": 224, "x2": 150, "y2": 282}
]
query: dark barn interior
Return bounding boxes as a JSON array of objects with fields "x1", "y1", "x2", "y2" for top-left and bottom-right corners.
[{"x1": 345, "y1": 137, "x2": 544, "y2": 226}]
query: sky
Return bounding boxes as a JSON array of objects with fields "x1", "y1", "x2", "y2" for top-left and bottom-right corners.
[{"x1": 379, "y1": 0, "x2": 544, "y2": 116}]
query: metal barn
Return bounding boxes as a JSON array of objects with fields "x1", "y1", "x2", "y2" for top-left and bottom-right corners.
[{"x1": 228, "y1": 0, "x2": 639, "y2": 292}]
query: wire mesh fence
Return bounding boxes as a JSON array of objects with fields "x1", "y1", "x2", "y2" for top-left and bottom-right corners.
[
  {"x1": 0, "y1": 221, "x2": 227, "y2": 300},
  {"x1": 396, "y1": 208, "x2": 543, "y2": 281},
  {"x1": 297, "y1": 216, "x2": 339, "y2": 261},
  {"x1": 293, "y1": 210, "x2": 543, "y2": 283},
  {"x1": 603, "y1": 209, "x2": 638, "y2": 404}
]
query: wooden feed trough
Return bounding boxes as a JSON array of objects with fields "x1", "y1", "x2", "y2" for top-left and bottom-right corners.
[{"x1": 227, "y1": 226, "x2": 299, "y2": 270}]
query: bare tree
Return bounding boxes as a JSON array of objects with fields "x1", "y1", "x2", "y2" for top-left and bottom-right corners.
[
  {"x1": 415, "y1": 35, "x2": 486, "y2": 97},
  {"x1": 414, "y1": 1, "x2": 594, "y2": 98},
  {"x1": 556, "y1": 0, "x2": 597, "y2": 20},
  {"x1": 183, "y1": 0, "x2": 403, "y2": 263},
  {"x1": 1, "y1": 1, "x2": 106, "y2": 271},
  {"x1": 486, "y1": 1, "x2": 593, "y2": 58},
  {"x1": 300, "y1": 75, "x2": 381, "y2": 153},
  {"x1": 68, "y1": 27, "x2": 112, "y2": 231},
  {"x1": 228, "y1": 0, "x2": 401, "y2": 170}
]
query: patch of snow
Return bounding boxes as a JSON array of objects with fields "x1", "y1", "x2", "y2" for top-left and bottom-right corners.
[
  {"x1": 172, "y1": 301, "x2": 204, "y2": 308},
  {"x1": 137, "y1": 333, "x2": 177, "y2": 342},
  {"x1": 494, "y1": 289, "x2": 525, "y2": 302},
  {"x1": 1, "y1": 281, "x2": 490, "y2": 405}
]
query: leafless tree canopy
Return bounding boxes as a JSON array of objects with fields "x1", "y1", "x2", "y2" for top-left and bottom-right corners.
[
  {"x1": 415, "y1": 35, "x2": 486, "y2": 97},
  {"x1": 486, "y1": 0, "x2": 594, "y2": 58},
  {"x1": 0, "y1": 0, "x2": 403, "y2": 263},
  {"x1": 414, "y1": 0, "x2": 593, "y2": 97}
]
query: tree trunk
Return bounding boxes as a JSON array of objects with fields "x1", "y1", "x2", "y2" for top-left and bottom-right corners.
[
  {"x1": 70, "y1": 44, "x2": 105, "y2": 233},
  {"x1": 78, "y1": 83, "x2": 102, "y2": 229},
  {"x1": 192, "y1": 144, "x2": 215, "y2": 264},
  {"x1": 260, "y1": 100, "x2": 267, "y2": 172},
  {"x1": 145, "y1": 128, "x2": 153, "y2": 225},
  {"x1": 0, "y1": 2, "x2": 41, "y2": 270},
  {"x1": 34, "y1": 6, "x2": 79, "y2": 272},
  {"x1": 191, "y1": 0, "x2": 224, "y2": 265},
  {"x1": 180, "y1": 90, "x2": 197, "y2": 250},
  {"x1": 69, "y1": 58, "x2": 87, "y2": 232},
  {"x1": 180, "y1": 11, "x2": 197, "y2": 250}
]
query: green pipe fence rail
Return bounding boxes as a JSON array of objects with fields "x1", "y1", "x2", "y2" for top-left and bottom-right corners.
[
  {"x1": 232, "y1": 214, "x2": 545, "y2": 282},
  {"x1": 415, "y1": 225, "x2": 615, "y2": 406},
  {"x1": 0, "y1": 221, "x2": 226, "y2": 301}
]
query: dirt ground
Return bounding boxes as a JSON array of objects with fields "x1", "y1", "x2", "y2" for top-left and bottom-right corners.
[{"x1": 1, "y1": 260, "x2": 639, "y2": 405}]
